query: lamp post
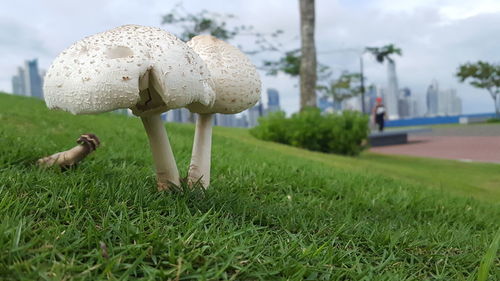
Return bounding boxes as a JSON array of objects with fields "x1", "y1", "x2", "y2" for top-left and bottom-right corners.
[
  {"x1": 359, "y1": 49, "x2": 370, "y2": 114},
  {"x1": 360, "y1": 55, "x2": 366, "y2": 114}
]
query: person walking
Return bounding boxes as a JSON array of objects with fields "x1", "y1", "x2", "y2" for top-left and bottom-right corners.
[{"x1": 373, "y1": 97, "x2": 387, "y2": 132}]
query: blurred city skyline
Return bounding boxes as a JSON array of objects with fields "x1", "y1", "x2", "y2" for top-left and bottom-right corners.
[{"x1": 1, "y1": 0, "x2": 499, "y2": 114}]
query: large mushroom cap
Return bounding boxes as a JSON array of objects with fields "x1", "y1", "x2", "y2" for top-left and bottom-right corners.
[
  {"x1": 44, "y1": 25, "x2": 215, "y2": 115},
  {"x1": 186, "y1": 35, "x2": 261, "y2": 114}
]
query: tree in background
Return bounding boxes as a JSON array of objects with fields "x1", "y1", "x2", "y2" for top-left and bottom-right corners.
[
  {"x1": 263, "y1": 50, "x2": 301, "y2": 77},
  {"x1": 162, "y1": 4, "x2": 283, "y2": 54},
  {"x1": 456, "y1": 61, "x2": 500, "y2": 117},
  {"x1": 318, "y1": 72, "x2": 362, "y2": 106},
  {"x1": 365, "y1": 44, "x2": 402, "y2": 64},
  {"x1": 163, "y1": 2, "x2": 319, "y2": 112},
  {"x1": 162, "y1": 4, "x2": 284, "y2": 121},
  {"x1": 262, "y1": 50, "x2": 330, "y2": 81},
  {"x1": 299, "y1": 0, "x2": 317, "y2": 110}
]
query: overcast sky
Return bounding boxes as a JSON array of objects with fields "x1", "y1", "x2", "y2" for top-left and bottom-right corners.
[{"x1": 1, "y1": 0, "x2": 499, "y2": 114}]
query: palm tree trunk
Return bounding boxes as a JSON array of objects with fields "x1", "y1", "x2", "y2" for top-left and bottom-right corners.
[
  {"x1": 488, "y1": 90, "x2": 500, "y2": 118},
  {"x1": 299, "y1": 0, "x2": 317, "y2": 110},
  {"x1": 386, "y1": 60, "x2": 399, "y2": 119},
  {"x1": 495, "y1": 94, "x2": 500, "y2": 118}
]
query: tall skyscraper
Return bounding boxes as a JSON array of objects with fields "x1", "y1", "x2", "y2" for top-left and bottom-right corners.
[
  {"x1": 11, "y1": 59, "x2": 44, "y2": 99},
  {"x1": 160, "y1": 112, "x2": 167, "y2": 121},
  {"x1": 426, "y1": 80, "x2": 462, "y2": 116},
  {"x1": 214, "y1": 114, "x2": 247, "y2": 128},
  {"x1": 266, "y1": 88, "x2": 281, "y2": 113},
  {"x1": 214, "y1": 113, "x2": 237, "y2": 127},
  {"x1": 398, "y1": 87, "x2": 418, "y2": 118},
  {"x1": 234, "y1": 115, "x2": 248, "y2": 128},
  {"x1": 401, "y1": 87, "x2": 411, "y2": 97},
  {"x1": 451, "y1": 92, "x2": 462, "y2": 116},
  {"x1": 426, "y1": 80, "x2": 439, "y2": 116},
  {"x1": 438, "y1": 89, "x2": 450, "y2": 116},
  {"x1": 166, "y1": 108, "x2": 190, "y2": 123},
  {"x1": 342, "y1": 96, "x2": 362, "y2": 112},
  {"x1": 398, "y1": 99, "x2": 410, "y2": 118},
  {"x1": 366, "y1": 85, "x2": 378, "y2": 113},
  {"x1": 24, "y1": 59, "x2": 44, "y2": 99},
  {"x1": 411, "y1": 99, "x2": 419, "y2": 117},
  {"x1": 439, "y1": 89, "x2": 462, "y2": 116},
  {"x1": 386, "y1": 60, "x2": 399, "y2": 119},
  {"x1": 246, "y1": 100, "x2": 264, "y2": 127},
  {"x1": 11, "y1": 76, "x2": 23, "y2": 95},
  {"x1": 318, "y1": 95, "x2": 334, "y2": 113},
  {"x1": 39, "y1": 69, "x2": 46, "y2": 90},
  {"x1": 11, "y1": 67, "x2": 26, "y2": 95}
]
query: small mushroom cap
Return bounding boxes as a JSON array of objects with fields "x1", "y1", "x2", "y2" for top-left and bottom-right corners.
[
  {"x1": 44, "y1": 25, "x2": 215, "y2": 115},
  {"x1": 186, "y1": 35, "x2": 261, "y2": 114}
]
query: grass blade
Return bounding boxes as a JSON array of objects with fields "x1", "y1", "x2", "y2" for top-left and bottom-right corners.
[{"x1": 477, "y1": 228, "x2": 500, "y2": 281}]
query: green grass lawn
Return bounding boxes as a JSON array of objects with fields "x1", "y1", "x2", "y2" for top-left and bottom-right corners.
[
  {"x1": 218, "y1": 127, "x2": 500, "y2": 203},
  {"x1": 0, "y1": 93, "x2": 499, "y2": 280}
]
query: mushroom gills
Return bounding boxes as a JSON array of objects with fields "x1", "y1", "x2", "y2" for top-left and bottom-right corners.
[{"x1": 131, "y1": 69, "x2": 169, "y2": 117}]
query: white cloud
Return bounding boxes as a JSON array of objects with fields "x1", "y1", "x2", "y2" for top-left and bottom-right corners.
[{"x1": 372, "y1": 0, "x2": 500, "y2": 20}]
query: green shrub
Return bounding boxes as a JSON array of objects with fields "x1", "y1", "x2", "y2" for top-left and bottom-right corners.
[
  {"x1": 486, "y1": 118, "x2": 500, "y2": 123},
  {"x1": 250, "y1": 108, "x2": 369, "y2": 156},
  {"x1": 249, "y1": 111, "x2": 291, "y2": 144}
]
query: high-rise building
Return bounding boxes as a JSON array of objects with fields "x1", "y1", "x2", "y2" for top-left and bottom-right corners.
[
  {"x1": 246, "y1": 100, "x2": 264, "y2": 127},
  {"x1": 12, "y1": 76, "x2": 24, "y2": 95},
  {"x1": 11, "y1": 59, "x2": 44, "y2": 99},
  {"x1": 266, "y1": 88, "x2": 280, "y2": 113},
  {"x1": 366, "y1": 85, "x2": 378, "y2": 113},
  {"x1": 214, "y1": 113, "x2": 237, "y2": 127},
  {"x1": 439, "y1": 89, "x2": 462, "y2": 116},
  {"x1": 234, "y1": 115, "x2": 248, "y2": 128},
  {"x1": 385, "y1": 60, "x2": 399, "y2": 119},
  {"x1": 342, "y1": 96, "x2": 362, "y2": 112},
  {"x1": 426, "y1": 80, "x2": 439, "y2": 116},
  {"x1": 398, "y1": 99, "x2": 410, "y2": 118},
  {"x1": 398, "y1": 87, "x2": 418, "y2": 118},
  {"x1": 216, "y1": 114, "x2": 248, "y2": 128},
  {"x1": 318, "y1": 95, "x2": 334, "y2": 113},
  {"x1": 411, "y1": 99, "x2": 419, "y2": 117},
  {"x1": 12, "y1": 67, "x2": 26, "y2": 95},
  {"x1": 400, "y1": 87, "x2": 411, "y2": 97},
  {"x1": 24, "y1": 59, "x2": 44, "y2": 99},
  {"x1": 332, "y1": 100, "x2": 342, "y2": 112},
  {"x1": 451, "y1": 93, "x2": 462, "y2": 116},
  {"x1": 437, "y1": 89, "x2": 449, "y2": 116},
  {"x1": 166, "y1": 108, "x2": 190, "y2": 123},
  {"x1": 39, "y1": 69, "x2": 46, "y2": 90},
  {"x1": 426, "y1": 80, "x2": 462, "y2": 116}
]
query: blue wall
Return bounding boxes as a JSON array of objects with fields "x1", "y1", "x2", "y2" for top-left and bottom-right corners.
[{"x1": 386, "y1": 113, "x2": 496, "y2": 127}]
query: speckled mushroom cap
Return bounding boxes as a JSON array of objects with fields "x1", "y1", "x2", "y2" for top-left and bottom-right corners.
[
  {"x1": 43, "y1": 25, "x2": 215, "y2": 116},
  {"x1": 186, "y1": 35, "x2": 261, "y2": 114}
]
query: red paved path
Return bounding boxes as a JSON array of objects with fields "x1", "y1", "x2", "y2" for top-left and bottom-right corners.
[{"x1": 370, "y1": 136, "x2": 500, "y2": 163}]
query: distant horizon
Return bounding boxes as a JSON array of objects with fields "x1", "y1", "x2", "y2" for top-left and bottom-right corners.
[{"x1": 2, "y1": 90, "x2": 496, "y2": 119}]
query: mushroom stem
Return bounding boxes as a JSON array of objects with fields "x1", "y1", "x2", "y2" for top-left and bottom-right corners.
[
  {"x1": 188, "y1": 114, "x2": 213, "y2": 188},
  {"x1": 141, "y1": 114, "x2": 180, "y2": 191},
  {"x1": 37, "y1": 134, "x2": 100, "y2": 170}
]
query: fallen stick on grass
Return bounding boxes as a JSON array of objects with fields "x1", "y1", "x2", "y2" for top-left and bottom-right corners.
[{"x1": 37, "y1": 134, "x2": 100, "y2": 170}]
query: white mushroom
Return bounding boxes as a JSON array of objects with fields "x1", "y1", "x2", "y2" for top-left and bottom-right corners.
[
  {"x1": 186, "y1": 35, "x2": 261, "y2": 188},
  {"x1": 44, "y1": 25, "x2": 215, "y2": 190}
]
